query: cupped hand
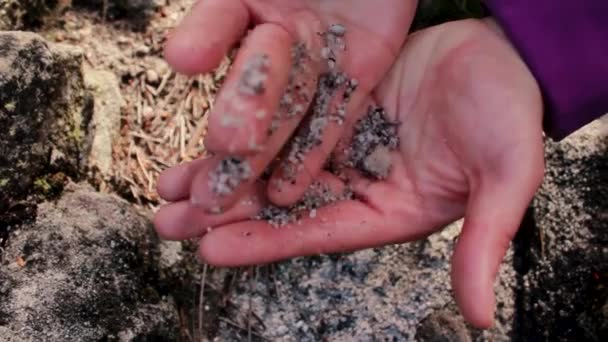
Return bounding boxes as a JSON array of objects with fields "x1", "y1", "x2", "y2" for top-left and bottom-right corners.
[
  {"x1": 159, "y1": 0, "x2": 417, "y2": 211},
  {"x1": 156, "y1": 18, "x2": 546, "y2": 328}
]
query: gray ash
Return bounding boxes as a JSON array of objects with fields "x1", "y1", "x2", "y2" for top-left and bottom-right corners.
[
  {"x1": 280, "y1": 61, "x2": 357, "y2": 179},
  {"x1": 268, "y1": 43, "x2": 313, "y2": 136},
  {"x1": 280, "y1": 43, "x2": 313, "y2": 118},
  {"x1": 346, "y1": 106, "x2": 400, "y2": 179},
  {"x1": 328, "y1": 23, "x2": 346, "y2": 37},
  {"x1": 319, "y1": 23, "x2": 347, "y2": 70},
  {"x1": 238, "y1": 54, "x2": 270, "y2": 95},
  {"x1": 208, "y1": 157, "x2": 252, "y2": 196},
  {"x1": 255, "y1": 182, "x2": 353, "y2": 227},
  {"x1": 280, "y1": 24, "x2": 358, "y2": 162}
]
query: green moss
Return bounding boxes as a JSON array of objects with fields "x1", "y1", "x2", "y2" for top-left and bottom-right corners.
[
  {"x1": 68, "y1": 122, "x2": 84, "y2": 144},
  {"x1": 33, "y1": 173, "x2": 67, "y2": 199},
  {"x1": 34, "y1": 178, "x2": 52, "y2": 195},
  {"x1": 0, "y1": 178, "x2": 8, "y2": 189}
]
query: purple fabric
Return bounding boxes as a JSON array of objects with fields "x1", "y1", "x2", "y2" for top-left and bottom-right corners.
[{"x1": 487, "y1": 0, "x2": 608, "y2": 140}]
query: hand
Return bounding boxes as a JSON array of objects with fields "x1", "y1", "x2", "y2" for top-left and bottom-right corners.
[
  {"x1": 155, "y1": 18, "x2": 546, "y2": 328},
  {"x1": 159, "y1": 0, "x2": 417, "y2": 211}
]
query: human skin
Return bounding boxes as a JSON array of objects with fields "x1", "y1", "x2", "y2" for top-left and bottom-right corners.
[
  {"x1": 156, "y1": 6, "x2": 546, "y2": 329},
  {"x1": 161, "y1": 0, "x2": 417, "y2": 211}
]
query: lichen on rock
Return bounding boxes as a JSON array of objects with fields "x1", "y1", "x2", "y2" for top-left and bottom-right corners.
[{"x1": 0, "y1": 31, "x2": 92, "y2": 211}]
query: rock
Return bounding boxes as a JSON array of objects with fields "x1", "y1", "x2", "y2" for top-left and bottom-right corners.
[
  {"x1": 0, "y1": 31, "x2": 92, "y2": 211},
  {"x1": 145, "y1": 68, "x2": 159, "y2": 84},
  {"x1": 0, "y1": 0, "x2": 66, "y2": 30},
  {"x1": 83, "y1": 66, "x2": 122, "y2": 176},
  {"x1": 511, "y1": 116, "x2": 608, "y2": 341},
  {"x1": 0, "y1": 183, "x2": 180, "y2": 341},
  {"x1": 205, "y1": 222, "x2": 515, "y2": 341},
  {"x1": 416, "y1": 307, "x2": 472, "y2": 342}
]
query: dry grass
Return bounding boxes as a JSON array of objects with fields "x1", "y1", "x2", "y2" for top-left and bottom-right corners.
[{"x1": 112, "y1": 54, "x2": 233, "y2": 209}]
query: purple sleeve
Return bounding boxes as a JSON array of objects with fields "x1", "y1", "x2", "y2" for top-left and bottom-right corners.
[{"x1": 486, "y1": 0, "x2": 608, "y2": 140}]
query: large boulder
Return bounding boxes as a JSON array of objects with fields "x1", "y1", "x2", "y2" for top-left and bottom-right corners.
[
  {"x1": 0, "y1": 183, "x2": 181, "y2": 341},
  {"x1": 0, "y1": 31, "x2": 92, "y2": 211}
]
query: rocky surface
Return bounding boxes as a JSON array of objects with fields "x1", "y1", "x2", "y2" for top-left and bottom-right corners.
[
  {"x1": 83, "y1": 66, "x2": 122, "y2": 177},
  {"x1": 0, "y1": 31, "x2": 92, "y2": 211},
  {"x1": 203, "y1": 223, "x2": 516, "y2": 341},
  {"x1": 511, "y1": 117, "x2": 608, "y2": 341},
  {"x1": 0, "y1": 184, "x2": 181, "y2": 341}
]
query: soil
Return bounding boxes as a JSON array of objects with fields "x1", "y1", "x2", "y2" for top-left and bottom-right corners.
[{"x1": 346, "y1": 106, "x2": 400, "y2": 179}]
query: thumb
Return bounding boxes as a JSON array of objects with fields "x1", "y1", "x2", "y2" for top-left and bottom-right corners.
[{"x1": 451, "y1": 159, "x2": 544, "y2": 328}]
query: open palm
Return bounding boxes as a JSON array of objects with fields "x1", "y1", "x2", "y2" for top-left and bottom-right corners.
[{"x1": 156, "y1": 18, "x2": 546, "y2": 328}]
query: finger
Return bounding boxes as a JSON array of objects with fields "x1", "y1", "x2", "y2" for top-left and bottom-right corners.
[
  {"x1": 189, "y1": 49, "x2": 322, "y2": 212},
  {"x1": 154, "y1": 182, "x2": 266, "y2": 241},
  {"x1": 267, "y1": 23, "x2": 395, "y2": 206},
  {"x1": 197, "y1": 172, "x2": 435, "y2": 266},
  {"x1": 157, "y1": 158, "x2": 209, "y2": 202},
  {"x1": 164, "y1": 0, "x2": 249, "y2": 75},
  {"x1": 203, "y1": 24, "x2": 294, "y2": 155},
  {"x1": 451, "y1": 156, "x2": 544, "y2": 328},
  {"x1": 267, "y1": 81, "x2": 364, "y2": 205}
]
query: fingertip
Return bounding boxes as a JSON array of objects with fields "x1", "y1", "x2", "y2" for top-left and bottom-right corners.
[
  {"x1": 164, "y1": 34, "x2": 227, "y2": 75},
  {"x1": 157, "y1": 164, "x2": 190, "y2": 201},
  {"x1": 450, "y1": 226, "x2": 497, "y2": 329},
  {"x1": 198, "y1": 229, "x2": 250, "y2": 267},
  {"x1": 153, "y1": 203, "x2": 187, "y2": 241},
  {"x1": 157, "y1": 159, "x2": 209, "y2": 201},
  {"x1": 163, "y1": 0, "x2": 249, "y2": 75}
]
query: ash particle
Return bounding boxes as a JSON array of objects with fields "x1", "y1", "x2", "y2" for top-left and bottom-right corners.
[
  {"x1": 208, "y1": 157, "x2": 252, "y2": 196},
  {"x1": 346, "y1": 106, "x2": 400, "y2": 179},
  {"x1": 254, "y1": 182, "x2": 353, "y2": 227},
  {"x1": 239, "y1": 54, "x2": 270, "y2": 95}
]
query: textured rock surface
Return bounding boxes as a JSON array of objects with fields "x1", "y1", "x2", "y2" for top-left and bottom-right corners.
[
  {"x1": 0, "y1": 184, "x2": 180, "y2": 341},
  {"x1": 83, "y1": 66, "x2": 122, "y2": 176},
  {"x1": 511, "y1": 117, "x2": 608, "y2": 341},
  {"x1": 0, "y1": 31, "x2": 91, "y2": 211},
  {"x1": 204, "y1": 223, "x2": 515, "y2": 341}
]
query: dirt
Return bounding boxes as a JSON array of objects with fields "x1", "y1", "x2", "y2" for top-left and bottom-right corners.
[
  {"x1": 208, "y1": 157, "x2": 252, "y2": 197},
  {"x1": 346, "y1": 106, "x2": 401, "y2": 179},
  {"x1": 279, "y1": 25, "x2": 357, "y2": 177},
  {"x1": 254, "y1": 181, "x2": 354, "y2": 227}
]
